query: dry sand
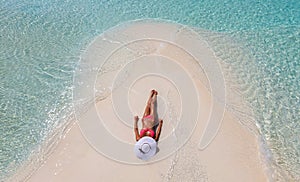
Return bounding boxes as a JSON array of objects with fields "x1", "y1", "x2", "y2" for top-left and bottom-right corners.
[{"x1": 28, "y1": 20, "x2": 268, "y2": 181}]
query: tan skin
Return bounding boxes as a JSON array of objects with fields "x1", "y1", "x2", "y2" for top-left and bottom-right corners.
[{"x1": 134, "y1": 90, "x2": 163, "y2": 142}]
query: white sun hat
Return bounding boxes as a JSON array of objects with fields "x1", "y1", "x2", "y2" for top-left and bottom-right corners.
[{"x1": 134, "y1": 136, "x2": 157, "y2": 160}]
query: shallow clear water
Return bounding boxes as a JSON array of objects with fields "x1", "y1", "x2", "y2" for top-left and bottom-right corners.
[
  {"x1": 0, "y1": 0, "x2": 299, "y2": 181},
  {"x1": 196, "y1": 26, "x2": 300, "y2": 180}
]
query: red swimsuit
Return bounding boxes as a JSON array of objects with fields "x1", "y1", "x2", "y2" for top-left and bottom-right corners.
[{"x1": 140, "y1": 128, "x2": 155, "y2": 138}]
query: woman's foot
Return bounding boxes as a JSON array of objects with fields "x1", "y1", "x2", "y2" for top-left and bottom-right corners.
[{"x1": 150, "y1": 89, "x2": 155, "y2": 97}]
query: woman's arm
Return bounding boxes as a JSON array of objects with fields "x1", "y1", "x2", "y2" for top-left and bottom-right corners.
[
  {"x1": 134, "y1": 116, "x2": 141, "y2": 141},
  {"x1": 155, "y1": 119, "x2": 163, "y2": 142}
]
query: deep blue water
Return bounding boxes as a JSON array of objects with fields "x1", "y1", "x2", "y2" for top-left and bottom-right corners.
[{"x1": 0, "y1": 0, "x2": 299, "y2": 180}]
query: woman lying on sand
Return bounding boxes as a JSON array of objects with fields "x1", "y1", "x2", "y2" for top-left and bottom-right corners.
[{"x1": 134, "y1": 89, "x2": 163, "y2": 142}]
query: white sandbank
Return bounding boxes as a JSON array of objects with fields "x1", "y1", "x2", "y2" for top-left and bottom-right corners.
[{"x1": 28, "y1": 20, "x2": 268, "y2": 181}]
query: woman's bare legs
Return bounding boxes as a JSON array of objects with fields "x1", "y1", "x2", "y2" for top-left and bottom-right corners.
[
  {"x1": 143, "y1": 90, "x2": 155, "y2": 117},
  {"x1": 150, "y1": 91, "x2": 157, "y2": 117}
]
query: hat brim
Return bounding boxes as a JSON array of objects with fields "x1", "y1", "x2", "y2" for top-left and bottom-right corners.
[{"x1": 134, "y1": 136, "x2": 157, "y2": 160}]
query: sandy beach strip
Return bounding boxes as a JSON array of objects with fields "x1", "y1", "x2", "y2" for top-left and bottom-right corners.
[{"x1": 28, "y1": 20, "x2": 268, "y2": 181}]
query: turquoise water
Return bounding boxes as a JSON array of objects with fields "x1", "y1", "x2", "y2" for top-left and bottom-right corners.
[{"x1": 0, "y1": 0, "x2": 299, "y2": 181}]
